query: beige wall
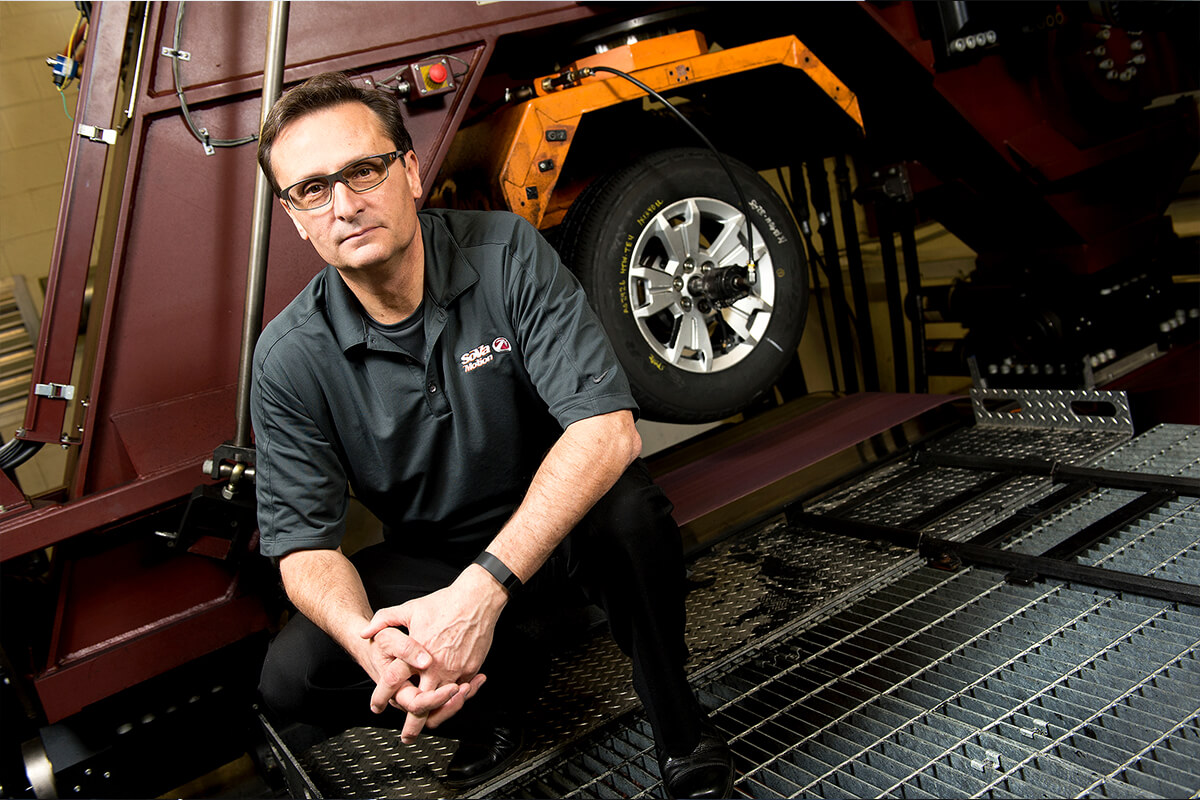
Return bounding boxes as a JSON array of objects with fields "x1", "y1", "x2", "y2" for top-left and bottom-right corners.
[
  {"x1": 1, "y1": 1, "x2": 81, "y2": 296},
  {"x1": 1, "y1": 1, "x2": 80, "y2": 493}
]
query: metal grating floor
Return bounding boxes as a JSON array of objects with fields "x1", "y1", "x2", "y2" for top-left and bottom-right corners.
[
  {"x1": 487, "y1": 424, "x2": 1200, "y2": 799},
  {"x1": 286, "y1": 420, "x2": 1200, "y2": 799}
]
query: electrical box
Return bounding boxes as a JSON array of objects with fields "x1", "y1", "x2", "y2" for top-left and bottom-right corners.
[{"x1": 409, "y1": 57, "x2": 455, "y2": 97}]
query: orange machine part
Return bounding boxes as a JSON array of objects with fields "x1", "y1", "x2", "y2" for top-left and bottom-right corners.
[{"x1": 493, "y1": 31, "x2": 865, "y2": 229}]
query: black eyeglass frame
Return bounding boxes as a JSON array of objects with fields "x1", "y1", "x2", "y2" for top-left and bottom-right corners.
[{"x1": 279, "y1": 150, "x2": 406, "y2": 211}]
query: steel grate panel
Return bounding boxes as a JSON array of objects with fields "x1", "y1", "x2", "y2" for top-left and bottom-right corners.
[
  {"x1": 493, "y1": 425, "x2": 1198, "y2": 799},
  {"x1": 290, "y1": 422, "x2": 1198, "y2": 799}
]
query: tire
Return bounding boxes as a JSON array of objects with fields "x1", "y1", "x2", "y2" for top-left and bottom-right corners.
[{"x1": 559, "y1": 148, "x2": 808, "y2": 423}]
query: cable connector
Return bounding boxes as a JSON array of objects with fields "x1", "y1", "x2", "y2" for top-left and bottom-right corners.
[
  {"x1": 46, "y1": 54, "x2": 79, "y2": 88},
  {"x1": 541, "y1": 67, "x2": 594, "y2": 93}
]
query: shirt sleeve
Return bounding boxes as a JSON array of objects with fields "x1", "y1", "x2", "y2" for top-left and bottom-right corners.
[
  {"x1": 504, "y1": 217, "x2": 639, "y2": 428},
  {"x1": 251, "y1": 339, "x2": 349, "y2": 558}
]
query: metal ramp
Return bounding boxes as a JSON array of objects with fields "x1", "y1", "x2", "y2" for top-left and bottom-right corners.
[{"x1": 262, "y1": 390, "x2": 1200, "y2": 799}]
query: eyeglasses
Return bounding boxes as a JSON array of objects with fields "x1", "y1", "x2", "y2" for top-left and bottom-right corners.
[{"x1": 280, "y1": 151, "x2": 404, "y2": 211}]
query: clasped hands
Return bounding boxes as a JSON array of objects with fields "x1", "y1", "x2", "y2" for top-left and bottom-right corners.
[{"x1": 358, "y1": 567, "x2": 508, "y2": 743}]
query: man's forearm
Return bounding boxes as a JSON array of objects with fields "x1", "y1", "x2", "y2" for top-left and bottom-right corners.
[
  {"x1": 479, "y1": 409, "x2": 641, "y2": 585},
  {"x1": 280, "y1": 548, "x2": 375, "y2": 663}
]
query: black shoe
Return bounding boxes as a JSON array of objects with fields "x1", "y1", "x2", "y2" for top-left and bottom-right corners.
[
  {"x1": 657, "y1": 722, "x2": 734, "y2": 799},
  {"x1": 443, "y1": 723, "x2": 525, "y2": 789}
]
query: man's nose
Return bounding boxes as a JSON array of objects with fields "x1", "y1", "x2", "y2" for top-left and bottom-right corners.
[{"x1": 331, "y1": 179, "x2": 364, "y2": 219}]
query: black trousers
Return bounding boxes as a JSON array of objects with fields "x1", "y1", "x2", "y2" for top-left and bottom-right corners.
[{"x1": 258, "y1": 460, "x2": 703, "y2": 753}]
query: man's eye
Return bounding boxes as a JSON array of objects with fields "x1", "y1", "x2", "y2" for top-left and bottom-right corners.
[
  {"x1": 350, "y1": 163, "x2": 381, "y2": 180},
  {"x1": 300, "y1": 181, "x2": 326, "y2": 196}
]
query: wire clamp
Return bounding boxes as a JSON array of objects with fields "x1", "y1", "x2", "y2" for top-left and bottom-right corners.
[
  {"x1": 34, "y1": 382, "x2": 75, "y2": 401},
  {"x1": 160, "y1": 46, "x2": 190, "y2": 61},
  {"x1": 198, "y1": 127, "x2": 215, "y2": 156},
  {"x1": 77, "y1": 124, "x2": 116, "y2": 145}
]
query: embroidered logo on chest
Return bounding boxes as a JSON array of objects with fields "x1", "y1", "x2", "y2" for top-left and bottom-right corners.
[{"x1": 460, "y1": 337, "x2": 512, "y2": 373}]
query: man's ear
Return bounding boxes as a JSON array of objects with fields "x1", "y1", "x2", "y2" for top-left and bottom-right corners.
[
  {"x1": 280, "y1": 197, "x2": 310, "y2": 241},
  {"x1": 402, "y1": 151, "x2": 422, "y2": 201}
]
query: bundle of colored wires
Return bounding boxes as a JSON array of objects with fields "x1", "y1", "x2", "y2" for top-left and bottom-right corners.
[{"x1": 56, "y1": 10, "x2": 89, "y2": 121}]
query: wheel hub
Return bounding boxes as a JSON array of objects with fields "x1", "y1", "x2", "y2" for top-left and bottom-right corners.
[{"x1": 628, "y1": 196, "x2": 774, "y2": 374}]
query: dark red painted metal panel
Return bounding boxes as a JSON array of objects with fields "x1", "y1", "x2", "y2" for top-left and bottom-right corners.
[
  {"x1": 20, "y1": 1, "x2": 131, "y2": 446},
  {"x1": 656, "y1": 393, "x2": 957, "y2": 526},
  {"x1": 6, "y1": 0, "x2": 612, "y2": 543}
]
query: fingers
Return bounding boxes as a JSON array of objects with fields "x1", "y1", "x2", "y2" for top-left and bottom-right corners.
[
  {"x1": 426, "y1": 674, "x2": 487, "y2": 730},
  {"x1": 360, "y1": 604, "x2": 412, "y2": 640},
  {"x1": 369, "y1": 667, "x2": 408, "y2": 715},
  {"x1": 372, "y1": 625, "x2": 433, "y2": 671}
]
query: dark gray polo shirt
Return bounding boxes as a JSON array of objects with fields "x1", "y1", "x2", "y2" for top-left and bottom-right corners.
[{"x1": 251, "y1": 209, "x2": 636, "y2": 559}]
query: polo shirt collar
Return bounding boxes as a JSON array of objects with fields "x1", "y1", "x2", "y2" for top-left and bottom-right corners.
[
  {"x1": 324, "y1": 266, "x2": 370, "y2": 353},
  {"x1": 420, "y1": 212, "x2": 478, "y2": 307},
  {"x1": 323, "y1": 211, "x2": 479, "y2": 354}
]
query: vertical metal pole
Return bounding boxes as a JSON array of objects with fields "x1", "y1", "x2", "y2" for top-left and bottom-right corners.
[
  {"x1": 806, "y1": 159, "x2": 860, "y2": 393},
  {"x1": 898, "y1": 207, "x2": 928, "y2": 394},
  {"x1": 788, "y1": 163, "x2": 840, "y2": 394},
  {"x1": 834, "y1": 153, "x2": 880, "y2": 391},
  {"x1": 877, "y1": 207, "x2": 910, "y2": 393},
  {"x1": 233, "y1": 1, "x2": 289, "y2": 449}
]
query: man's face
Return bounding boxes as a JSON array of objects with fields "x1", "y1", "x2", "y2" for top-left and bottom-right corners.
[{"x1": 271, "y1": 102, "x2": 422, "y2": 275}]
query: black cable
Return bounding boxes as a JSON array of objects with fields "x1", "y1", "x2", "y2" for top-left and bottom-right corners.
[
  {"x1": 0, "y1": 437, "x2": 42, "y2": 472},
  {"x1": 172, "y1": 2, "x2": 258, "y2": 150},
  {"x1": 584, "y1": 65, "x2": 758, "y2": 280}
]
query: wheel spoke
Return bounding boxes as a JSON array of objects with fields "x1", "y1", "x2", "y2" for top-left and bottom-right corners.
[
  {"x1": 750, "y1": 233, "x2": 769, "y2": 265},
  {"x1": 665, "y1": 310, "x2": 714, "y2": 371},
  {"x1": 726, "y1": 294, "x2": 773, "y2": 340},
  {"x1": 706, "y1": 211, "x2": 749, "y2": 265},
  {"x1": 630, "y1": 266, "x2": 679, "y2": 317},
  {"x1": 652, "y1": 199, "x2": 700, "y2": 268},
  {"x1": 723, "y1": 306, "x2": 758, "y2": 345}
]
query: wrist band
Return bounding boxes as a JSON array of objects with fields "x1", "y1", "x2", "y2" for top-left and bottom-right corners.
[{"x1": 473, "y1": 551, "x2": 522, "y2": 593}]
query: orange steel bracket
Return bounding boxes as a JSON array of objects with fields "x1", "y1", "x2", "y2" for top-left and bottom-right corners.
[{"x1": 494, "y1": 31, "x2": 864, "y2": 228}]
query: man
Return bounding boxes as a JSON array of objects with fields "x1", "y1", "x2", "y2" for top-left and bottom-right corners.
[{"x1": 250, "y1": 72, "x2": 733, "y2": 798}]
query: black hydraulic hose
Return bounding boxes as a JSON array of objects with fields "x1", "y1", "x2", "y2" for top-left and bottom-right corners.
[
  {"x1": 172, "y1": 2, "x2": 259, "y2": 149},
  {"x1": 584, "y1": 66, "x2": 758, "y2": 279}
]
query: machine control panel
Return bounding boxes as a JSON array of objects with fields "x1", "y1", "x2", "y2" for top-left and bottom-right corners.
[{"x1": 410, "y1": 57, "x2": 455, "y2": 97}]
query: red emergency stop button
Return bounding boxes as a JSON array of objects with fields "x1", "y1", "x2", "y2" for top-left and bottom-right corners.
[{"x1": 428, "y1": 63, "x2": 448, "y2": 84}]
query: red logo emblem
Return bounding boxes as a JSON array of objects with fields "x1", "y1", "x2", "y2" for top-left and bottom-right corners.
[{"x1": 492, "y1": 337, "x2": 512, "y2": 352}]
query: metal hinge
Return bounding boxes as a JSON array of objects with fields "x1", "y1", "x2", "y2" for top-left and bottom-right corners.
[
  {"x1": 160, "y1": 46, "x2": 191, "y2": 61},
  {"x1": 34, "y1": 382, "x2": 75, "y2": 401},
  {"x1": 77, "y1": 124, "x2": 117, "y2": 145}
]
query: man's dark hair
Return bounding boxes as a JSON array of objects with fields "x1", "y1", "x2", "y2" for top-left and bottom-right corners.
[{"x1": 257, "y1": 72, "x2": 414, "y2": 195}]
